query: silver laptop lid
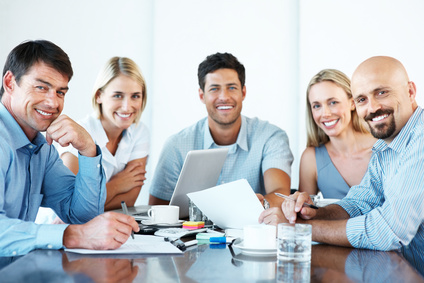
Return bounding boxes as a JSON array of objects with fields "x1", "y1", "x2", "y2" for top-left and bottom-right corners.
[{"x1": 169, "y1": 148, "x2": 228, "y2": 218}]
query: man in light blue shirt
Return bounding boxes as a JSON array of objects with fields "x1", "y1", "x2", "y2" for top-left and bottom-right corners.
[
  {"x1": 262, "y1": 56, "x2": 424, "y2": 251},
  {"x1": 0, "y1": 40, "x2": 139, "y2": 256},
  {"x1": 149, "y1": 53, "x2": 293, "y2": 207}
]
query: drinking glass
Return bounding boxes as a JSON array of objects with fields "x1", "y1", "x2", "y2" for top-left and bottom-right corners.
[{"x1": 277, "y1": 223, "x2": 312, "y2": 262}]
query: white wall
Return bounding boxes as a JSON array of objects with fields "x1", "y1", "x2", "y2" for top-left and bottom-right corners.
[{"x1": 1, "y1": 0, "x2": 424, "y2": 205}]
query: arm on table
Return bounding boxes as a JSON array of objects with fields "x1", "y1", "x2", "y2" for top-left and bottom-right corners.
[
  {"x1": 63, "y1": 211, "x2": 139, "y2": 250},
  {"x1": 104, "y1": 157, "x2": 147, "y2": 210},
  {"x1": 262, "y1": 168, "x2": 291, "y2": 207},
  {"x1": 298, "y1": 147, "x2": 319, "y2": 195},
  {"x1": 61, "y1": 153, "x2": 147, "y2": 210}
]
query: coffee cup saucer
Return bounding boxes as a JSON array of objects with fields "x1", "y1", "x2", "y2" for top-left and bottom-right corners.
[
  {"x1": 232, "y1": 239, "x2": 277, "y2": 256},
  {"x1": 141, "y1": 219, "x2": 184, "y2": 227}
]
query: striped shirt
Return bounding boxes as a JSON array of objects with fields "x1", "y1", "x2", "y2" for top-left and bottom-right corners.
[
  {"x1": 337, "y1": 107, "x2": 424, "y2": 251},
  {"x1": 149, "y1": 116, "x2": 293, "y2": 200}
]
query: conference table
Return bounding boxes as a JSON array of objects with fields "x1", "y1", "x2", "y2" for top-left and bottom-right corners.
[{"x1": 0, "y1": 236, "x2": 423, "y2": 282}]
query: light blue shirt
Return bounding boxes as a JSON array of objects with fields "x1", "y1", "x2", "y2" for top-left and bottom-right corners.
[
  {"x1": 337, "y1": 107, "x2": 424, "y2": 251},
  {"x1": 150, "y1": 116, "x2": 293, "y2": 200},
  {"x1": 0, "y1": 103, "x2": 106, "y2": 256}
]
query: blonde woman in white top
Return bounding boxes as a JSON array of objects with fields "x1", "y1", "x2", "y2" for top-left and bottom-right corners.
[{"x1": 61, "y1": 57, "x2": 149, "y2": 210}]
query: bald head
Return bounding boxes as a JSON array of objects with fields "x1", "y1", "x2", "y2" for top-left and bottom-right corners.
[
  {"x1": 351, "y1": 56, "x2": 417, "y2": 143},
  {"x1": 352, "y1": 56, "x2": 409, "y2": 91}
]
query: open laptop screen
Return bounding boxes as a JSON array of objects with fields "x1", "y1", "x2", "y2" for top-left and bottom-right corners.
[{"x1": 169, "y1": 148, "x2": 228, "y2": 218}]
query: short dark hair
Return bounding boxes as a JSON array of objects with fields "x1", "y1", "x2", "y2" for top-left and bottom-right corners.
[
  {"x1": 0, "y1": 40, "x2": 73, "y2": 98},
  {"x1": 197, "y1": 52, "x2": 245, "y2": 91}
]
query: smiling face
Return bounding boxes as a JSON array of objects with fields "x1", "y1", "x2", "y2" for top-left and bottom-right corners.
[
  {"x1": 4, "y1": 61, "x2": 69, "y2": 140},
  {"x1": 96, "y1": 74, "x2": 143, "y2": 133},
  {"x1": 199, "y1": 68, "x2": 246, "y2": 130},
  {"x1": 308, "y1": 81, "x2": 354, "y2": 138},
  {"x1": 351, "y1": 56, "x2": 417, "y2": 143}
]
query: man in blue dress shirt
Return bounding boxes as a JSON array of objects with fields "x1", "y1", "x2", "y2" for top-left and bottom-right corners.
[
  {"x1": 149, "y1": 52, "x2": 293, "y2": 207},
  {"x1": 0, "y1": 40, "x2": 139, "y2": 256},
  {"x1": 261, "y1": 56, "x2": 424, "y2": 251}
]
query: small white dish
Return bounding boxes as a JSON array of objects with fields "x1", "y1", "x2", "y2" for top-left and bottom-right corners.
[
  {"x1": 141, "y1": 219, "x2": 184, "y2": 227},
  {"x1": 232, "y1": 240, "x2": 277, "y2": 256}
]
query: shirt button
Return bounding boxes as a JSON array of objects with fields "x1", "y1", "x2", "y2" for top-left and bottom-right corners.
[
  {"x1": 28, "y1": 145, "x2": 33, "y2": 149},
  {"x1": 97, "y1": 164, "x2": 101, "y2": 168},
  {"x1": 47, "y1": 244, "x2": 53, "y2": 249},
  {"x1": 12, "y1": 251, "x2": 17, "y2": 255}
]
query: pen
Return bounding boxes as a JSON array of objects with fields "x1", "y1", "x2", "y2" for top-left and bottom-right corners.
[
  {"x1": 274, "y1": 193, "x2": 319, "y2": 210},
  {"x1": 121, "y1": 201, "x2": 135, "y2": 239}
]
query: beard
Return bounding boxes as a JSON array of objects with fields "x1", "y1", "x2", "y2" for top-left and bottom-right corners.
[{"x1": 365, "y1": 108, "x2": 396, "y2": 140}]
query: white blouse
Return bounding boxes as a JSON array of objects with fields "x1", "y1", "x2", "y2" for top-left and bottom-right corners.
[{"x1": 58, "y1": 113, "x2": 150, "y2": 181}]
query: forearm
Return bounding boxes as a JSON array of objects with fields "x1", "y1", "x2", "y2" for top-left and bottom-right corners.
[
  {"x1": 314, "y1": 204, "x2": 351, "y2": 220},
  {"x1": 105, "y1": 178, "x2": 122, "y2": 205},
  {"x1": 263, "y1": 168, "x2": 291, "y2": 207},
  {"x1": 70, "y1": 149, "x2": 106, "y2": 222},
  {"x1": 265, "y1": 188, "x2": 290, "y2": 207},
  {"x1": 307, "y1": 219, "x2": 352, "y2": 247},
  {"x1": 105, "y1": 187, "x2": 141, "y2": 211},
  {"x1": 0, "y1": 218, "x2": 67, "y2": 256}
]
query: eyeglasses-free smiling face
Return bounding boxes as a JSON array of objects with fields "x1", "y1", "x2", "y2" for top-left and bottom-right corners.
[
  {"x1": 308, "y1": 81, "x2": 354, "y2": 138},
  {"x1": 96, "y1": 74, "x2": 143, "y2": 133},
  {"x1": 7, "y1": 61, "x2": 69, "y2": 140},
  {"x1": 199, "y1": 68, "x2": 246, "y2": 129},
  {"x1": 351, "y1": 57, "x2": 417, "y2": 143}
]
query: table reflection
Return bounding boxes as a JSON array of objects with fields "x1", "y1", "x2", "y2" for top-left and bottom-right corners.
[
  {"x1": 62, "y1": 254, "x2": 138, "y2": 282},
  {"x1": 0, "y1": 243, "x2": 422, "y2": 282}
]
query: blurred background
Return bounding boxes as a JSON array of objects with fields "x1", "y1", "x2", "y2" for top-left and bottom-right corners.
[{"x1": 1, "y1": 0, "x2": 423, "y2": 204}]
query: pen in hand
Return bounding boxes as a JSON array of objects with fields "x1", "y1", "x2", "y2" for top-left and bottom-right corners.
[
  {"x1": 274, "y1": 193, "x2": 319, "y2": 210},
  {"x1": 121, "y1": 201, "x2": 135, "y2": 239}
]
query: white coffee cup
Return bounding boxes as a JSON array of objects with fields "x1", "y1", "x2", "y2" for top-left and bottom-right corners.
[
  {"x1": 243, "y1": 225, "x2": 276, "y2": 249},
  {"x1": 147, "y1": 205, "x2": 179, "y2": 224}
]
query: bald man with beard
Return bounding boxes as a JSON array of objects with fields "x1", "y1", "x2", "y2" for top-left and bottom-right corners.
[{"x1": 261, "y1": 56, "x2": 424, "y2": 251}]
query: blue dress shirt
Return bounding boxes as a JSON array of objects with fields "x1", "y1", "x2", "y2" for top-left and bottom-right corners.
[
  {"x1": 337, "y1": 107, "x2": 424, "y2": 251},
  {"x1": 149, "y1": 116, "x2": 293, "y2": 200},
  {"x1": 0, "y1": 103, "x2": 106, "y2": 256}
]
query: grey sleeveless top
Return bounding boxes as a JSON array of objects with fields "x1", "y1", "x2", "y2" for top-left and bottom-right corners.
[{"x1": 315, "y1": 145, "x2": 350, "y2": 198}]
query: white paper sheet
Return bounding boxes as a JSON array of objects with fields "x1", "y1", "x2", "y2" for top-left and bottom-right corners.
[
  {"x1": 187, "y1": 179, "x2": 264, "y2": 229},
  {"x1": 65, "y1": 235, "x2": 183, "y2": 254}
]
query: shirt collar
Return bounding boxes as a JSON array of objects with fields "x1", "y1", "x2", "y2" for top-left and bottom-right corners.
[
  {"x1": 0, "y1": 103, "x2": 47, "y2": 151},
  {"x1": 91, "y1": 113, "x2": 133, "y2": 147},
  {"x1": 373, "y1": 106, "x2": 423, "y2": 153},
  {"x1": 203, "y1": 115, "x2": 248, "y2": 152}
]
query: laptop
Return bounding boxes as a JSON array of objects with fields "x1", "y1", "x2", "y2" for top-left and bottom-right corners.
[
  {"x1": 169, "y1": 148, "x2": 228, "y2": 218},
  {"x1": 115, "y1": 148, "x2": 228, "y2": 220}
]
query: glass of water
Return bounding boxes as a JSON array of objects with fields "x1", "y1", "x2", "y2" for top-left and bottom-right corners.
[
  {"x1": 277, "y1": 223, "x2": 312, "y2": 262},
  {"x1": 188, "y1": 199, "x2": 213, "y2": 226}
]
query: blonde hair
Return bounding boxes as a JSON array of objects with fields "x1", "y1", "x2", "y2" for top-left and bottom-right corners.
[
  {"x1": 92, "y1": 57, "x2": 147, "y2": 123},
  {"x1": 305, "y1": 69, "x2": 368, "y2": 147}
]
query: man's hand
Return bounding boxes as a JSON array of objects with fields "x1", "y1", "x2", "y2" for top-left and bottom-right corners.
[
  {"x1": 258, "y1": 207, "x2": 287, "y2": 226},
  {"x1": 46, "y1": 115, "x2": 96, "y2": 157},
  {"x1": 281, "y1": 191, "x2": 318, "y2": 223},
  {"x1": 63, "y1": 212, "x2": 140, "y2": 250}
]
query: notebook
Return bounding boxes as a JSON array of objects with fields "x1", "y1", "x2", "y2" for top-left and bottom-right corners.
[{"x1": 169, "y1": 148, "x2": 228, "y2": 218}]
